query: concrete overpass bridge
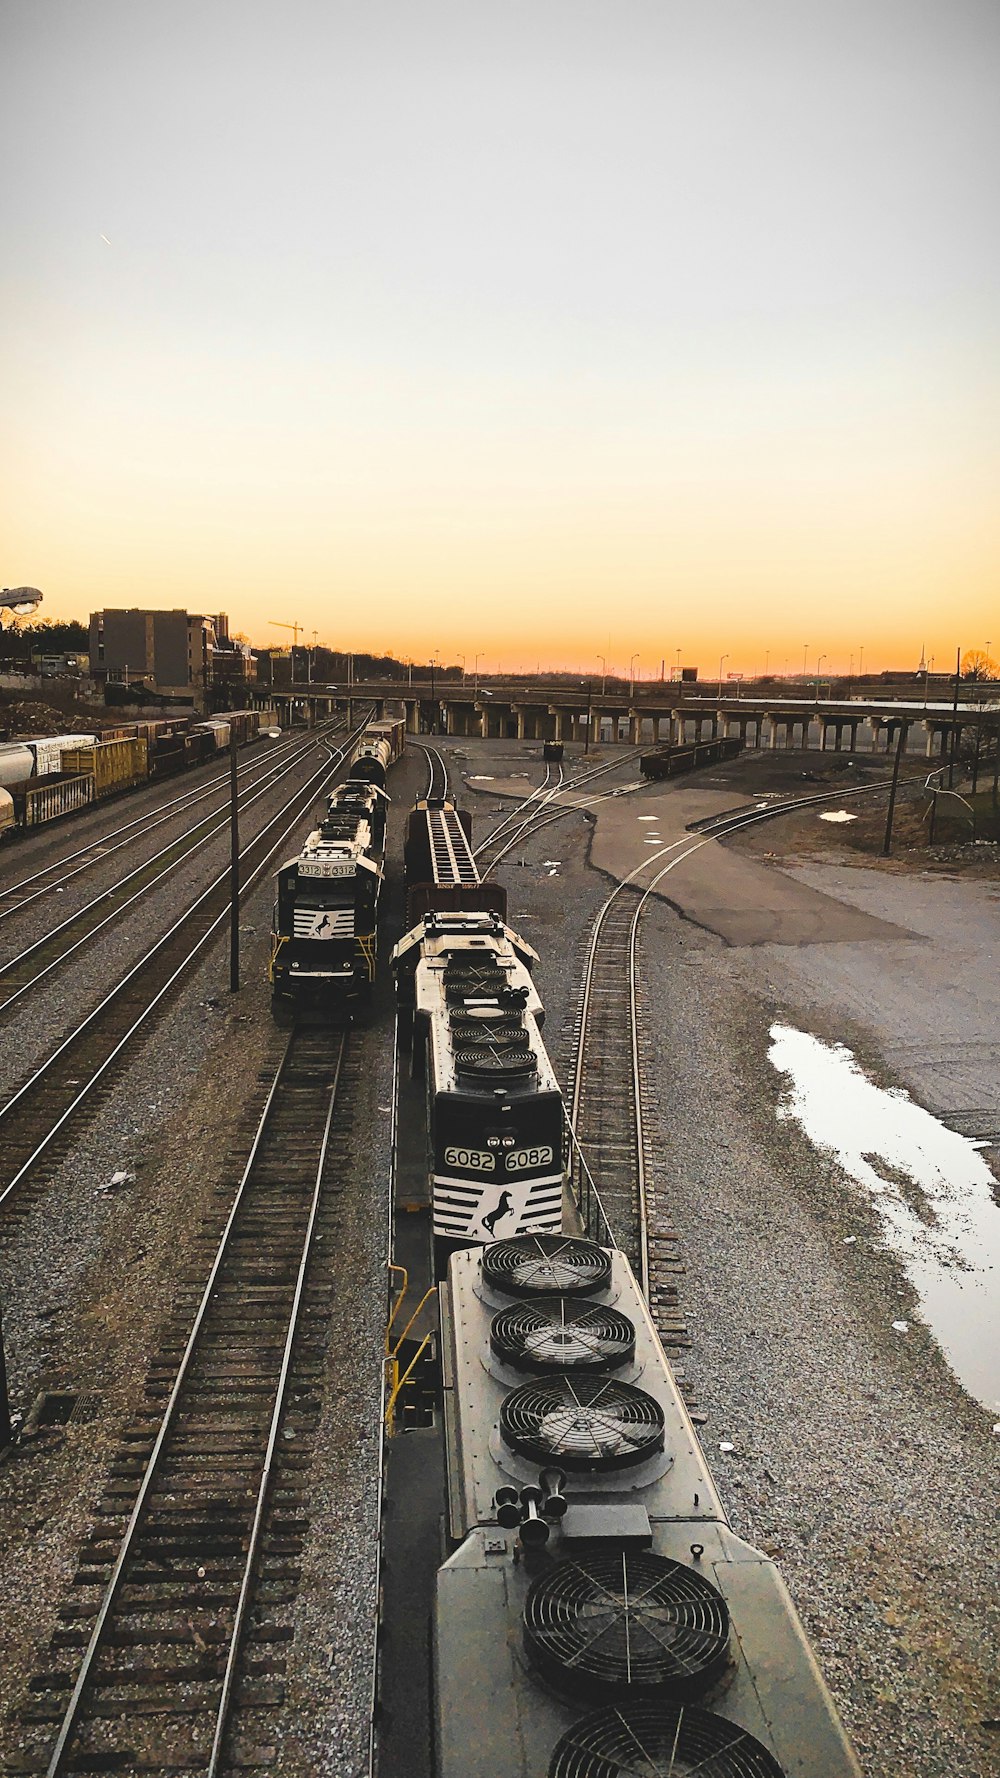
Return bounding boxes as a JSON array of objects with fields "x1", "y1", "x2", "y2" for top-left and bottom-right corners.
[{"x1": 254, "y1": 680, "x2": 1000, "y2": 760}]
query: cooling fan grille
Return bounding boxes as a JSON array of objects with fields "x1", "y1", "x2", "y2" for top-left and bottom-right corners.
[
  {"x1": 500, "y1": 1374, "x2": 664, "y2": 1471},
  {"x1": 449, "y1": 1015, "x2": 525, "y2": 1044},
  {"x1": 490, "y1": 1296, "x2": 635, "y2": 1374},
  {"x1": 548, "y1": 1701, "x2": 785, "y2": 1778},
  {"x1": 524, "y1": 1549, "x2": 730, "y2": 1699},
  {"x1": 456, "y1": 1047, "x2": 536, "y2": 1079},
  {"x1": 482, "y1": 1234, "x2": 612, "y2": 1299}
]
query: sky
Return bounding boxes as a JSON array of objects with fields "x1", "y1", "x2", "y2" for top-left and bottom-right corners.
[{"x1": 2, "y1": 0, "x2": 998, "y2": 678}]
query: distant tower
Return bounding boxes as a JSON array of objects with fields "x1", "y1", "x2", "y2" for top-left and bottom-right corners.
[{"x1": 917, "y1": 642, "x2": 927, "y2": 672}]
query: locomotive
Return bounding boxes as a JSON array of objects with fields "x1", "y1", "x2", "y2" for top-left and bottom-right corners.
[
  {"x1": 269, "y1": 717, "x2": 404, "y2": 1017},
  {"x1": 392, "y1": 794, "x2": 567, "y2": 1260},
  {"x1": 431, "y1": 1232, "x2": 861, "y2": 1778},
  {"x1": 392, "y1": 910, "x2": 565, "y2": 1255}
]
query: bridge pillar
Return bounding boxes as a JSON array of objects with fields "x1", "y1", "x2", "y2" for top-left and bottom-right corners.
[
  {"x1": 628, "y1": 712, "x2": 641, "y2": 745},
  {"x1": 848, "y1": 722, "x2": 858, "y2": 752},
  {"x1": 550, "y1": 707, "x2": 564, "y2": 741}
]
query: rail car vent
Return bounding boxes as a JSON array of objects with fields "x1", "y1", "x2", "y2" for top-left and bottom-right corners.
[
  {"x1": 524, "y1": 1550, "x2": 731, "y2": 1700},
  {"x1": 490, "y1": 1296, "x2": 635, "y2": 1374},
  {"x1": 456, "y1": 1048, "x2": 537, "y2": 1085},
  {"x1": 547, "y1": 1702, "x2": 785, "y2": 1778},
  {"x1": 444, "y1": 966, "x2": 509, "y2": 999},
  {"x1": 451, "y1": 1024, "x2": 527, "y2": 1050},
  {"x1": 500, "y1": 1375, "x2": 665, "y2": 1472},
  {"x1": 482, "y1": 1234, "x2": 612, "y2": 1299},
  {"x1": 449, "y1": 1013, "x2": 525, "y2": 1041}
]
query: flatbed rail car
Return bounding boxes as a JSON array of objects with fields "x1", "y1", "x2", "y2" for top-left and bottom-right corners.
[
  {"x1": 351, "y1": 715, "x2": 406, "y2": 788},
  {"x1": 270, "y1": 778, "x2": 388, "y2": 1017},
  {"x1": 432, "y1": 1233, "x2": 862, "y2": 1778},
  {"x1": 391, "y1": 911, "x2": 566, "y2": 1260},
  {"x1": 403, "y1": 796, "x2": 507, "y2": 929}
]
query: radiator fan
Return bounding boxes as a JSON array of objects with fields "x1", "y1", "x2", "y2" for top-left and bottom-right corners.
[
  {"x1": 490, "y1": 1296, "x2": 635, "y2": 1374},
  {"x1": 482, "y1": 1235, "x2": 612, "y2": 1299},
  {"x1": 445, "y1": 966, "x2": 509, "y2": 1003},
  {"x1": 524, "y1": 1550, "x2": 730, "y2": 1700},
  {"x1": 500, "y1": 1375, "x2": 664, "y2": 1471},
  {"x1": 548, "y1": 1702, "x2": 785, "y2": 1778},
  {"x1": 455, "y1": 1046, "x2": 537, "y2": 1082}
]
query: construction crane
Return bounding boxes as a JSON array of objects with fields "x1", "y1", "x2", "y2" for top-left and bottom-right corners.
[{"x1": 269, "y1": 620, "x2": 302, "y2": 647}]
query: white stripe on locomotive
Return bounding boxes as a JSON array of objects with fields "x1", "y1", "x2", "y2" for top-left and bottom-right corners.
[{"x1": 431, "y1": 1173, "x2": 562, "y2": 1241}]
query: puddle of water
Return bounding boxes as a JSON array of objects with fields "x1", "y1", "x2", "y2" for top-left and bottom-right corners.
[
  {"x1": 768, "y1": 1023, "x2": 1000, "y2": 1411},
  {"x1": 468, "y1": 775, "x2": 495, "y2": 781},
  {"x1": 638, "y1": 816, "x2": 658, "y2": 821},
  {"x1": 644, "y1": 837, "x2": 663, "y2": 844},
  {"x1": 819, "y1": 810, "x2": 858, "y2": 823}
]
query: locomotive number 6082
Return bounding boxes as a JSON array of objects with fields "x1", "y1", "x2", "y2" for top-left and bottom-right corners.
[
  {"x1": 443, "y1": 1146, "x2": 495, "y2": 1173},
  {"x1": 505, "y1": 1145, "x2": 553, "y2": 1172}
]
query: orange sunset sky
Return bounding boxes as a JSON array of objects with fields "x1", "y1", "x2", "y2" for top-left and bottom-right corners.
[{"x1": 2, "y1": 2, "x2": 998, "y2": 680}]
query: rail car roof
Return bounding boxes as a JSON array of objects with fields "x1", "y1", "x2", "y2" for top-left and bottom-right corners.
[
  {"x1": 391, "y1": 910, "x2": 539, "y2": 978},
  {"x1": 288, "y1": 821, "x2": 381, "y2": 879}
]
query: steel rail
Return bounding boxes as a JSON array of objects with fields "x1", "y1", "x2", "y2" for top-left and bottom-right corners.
[
  {"x1": 0, "y1": 720, "x2": 343, "y2": 920},
  {"x1": 42, "y1": 1029, "x2": 346, "y2": 1776},
  {"x1": 473, "y1": 752, "x2": 644, "y2": 869},
  {"x1": 0, "y1": 730, "x2": 341, "y2": 1014},
  {"x1": 412, "y1": 741, "x2": 449, "y2": 801},
  {"x1": 0, "y1": 724, "x2": 368, "y2": 1211},
  {"x1": 479, "y1": 777, "x2": 645, "y2": 879},
  {"x1": 469, "y1": 760, "x2": 554, "y2": 858},
  {"x1": 206, "y1": 1034, "x2": 345, "y2": 1776},
  {"x1": 691, "y1": 773, "x2": 913, "y2": 836},
  {"x1": 565, "y1": 770, "x2": 901, "y2": 1283},
  {"x1": 369, "y1": 1007, "x2": 402, "y2": 1777}
]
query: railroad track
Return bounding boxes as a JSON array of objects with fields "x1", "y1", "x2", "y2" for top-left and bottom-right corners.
[
  {"x1": 0, "y1": 725, "x2": 344, "y2": 926},
  {"x1": 562, "y1": 773, "x2": 894, "y2": 1385},
  {"x1": 0, "y1": 730, "x2": 366, "y2": 1217},
  {"x1": 0, "y1": 729, "x2": 347, "y2": 1018},
  {"x1": 475, "y1": 750, "x2": 645, "y2": 878},
  {"x1": 14, "y1": 1026, "x2": 354, "y2": 1776},
  {"x1": 412, "y1": 741, "x2": 449, "y2": 801}
]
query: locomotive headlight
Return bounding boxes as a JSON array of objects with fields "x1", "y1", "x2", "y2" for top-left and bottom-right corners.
[
  {"x1": 487, "y1": 1137, "x2": 501, "y2": 1148},
  {"x1": 501, "y1": 1136, "x2": 515, "y2": 1148}
]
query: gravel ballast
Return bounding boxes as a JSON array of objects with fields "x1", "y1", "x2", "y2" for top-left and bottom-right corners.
[{"x1": 1, "y1": 734, "x2": 996, "y2": 1777}]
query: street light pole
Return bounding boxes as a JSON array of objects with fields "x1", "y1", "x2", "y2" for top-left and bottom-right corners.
[
  {"x1": 473, "y1": 652, "x2": 481, "y2": 699},
  {"x1": 584, "y1": 680, "x2": 592, "y2": 755},
  {"x1": 718, "y1": 653, "x2": 728, "y2": 697},
  {"x1": 597, "y1": 655, "x2": 606, "y2": 696},
  {"x1": 803, "y1": 642, "x2": 808, "y2": 677},
  {"x1": 629, "y1": 652, "x2": 639, "y2": 698}
]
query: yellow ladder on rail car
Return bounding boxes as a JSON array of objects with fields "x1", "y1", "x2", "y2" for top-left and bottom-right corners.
[{"x1": 383, "y1": 1264, "x2": 437, "y2": 1437}]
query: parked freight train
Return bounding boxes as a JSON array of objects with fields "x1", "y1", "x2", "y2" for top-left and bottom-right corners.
[
  {"x1": 0, "y1": 711, "x2": 266, "y2": 839},
  {"x1": 392, "y1": 795, "x2": 566, "y2": 1261},
  {"x1": 430, "y1": 1232, "x2": 861, "y2": 1778},
  {"x1": 269, "y1": 717, "x2": 405, "y2": 1017}
]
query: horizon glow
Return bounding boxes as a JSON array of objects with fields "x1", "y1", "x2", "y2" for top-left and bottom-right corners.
[{"x1": 2, "y1": 1, "x2": 998, "y2": 677}]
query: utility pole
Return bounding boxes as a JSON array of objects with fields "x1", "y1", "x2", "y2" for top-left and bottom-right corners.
[
  {"x1": 0, "y1": 1299, "x2": 11, "y2": 1446},
  {"x1": 584, "y1": 681, "x2": 592, "y2": 755},
  {"x1": 947, "y1": 646, "x2": 962, "y2": 790},
  {"x1": 229, "y1": 729, "x2": 240, "y2": 991},
  {"x1": 882, "y1": 721, "x2": 909, "y2": 856}
]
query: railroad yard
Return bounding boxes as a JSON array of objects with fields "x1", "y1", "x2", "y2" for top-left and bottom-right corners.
[{"x1": 0, "y1": 725, "x2": 997, "y2": 1777}]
